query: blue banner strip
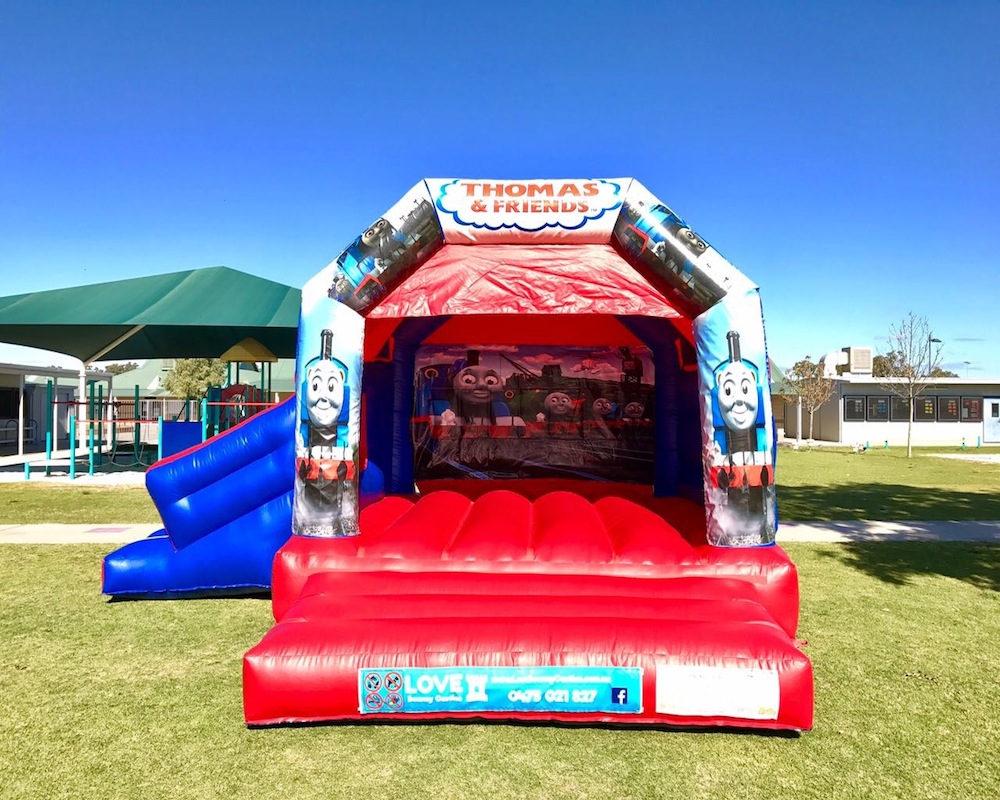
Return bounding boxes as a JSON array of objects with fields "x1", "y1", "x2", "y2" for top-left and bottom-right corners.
[{"x1": 359, "y1": 666, "x2": 643, "y2": 715}]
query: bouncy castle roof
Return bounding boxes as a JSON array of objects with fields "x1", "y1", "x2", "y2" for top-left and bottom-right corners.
[{"x1": 312, "y1": 178, "x2": 757, "y2": 325}]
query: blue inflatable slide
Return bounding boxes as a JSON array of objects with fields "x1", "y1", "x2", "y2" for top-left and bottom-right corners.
[
  {"x1": 102, "y1": 396, "x2": 296, "y2": 598},
  {"x1": 103, "y1": 394, "x2": 383, "y2": 599}
]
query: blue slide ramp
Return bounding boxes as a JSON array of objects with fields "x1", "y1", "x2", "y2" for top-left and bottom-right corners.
[{"x1": 102, "y1": 397, "x2": 296, "y2": 598}]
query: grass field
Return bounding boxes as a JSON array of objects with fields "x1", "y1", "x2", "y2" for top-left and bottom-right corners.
[
  {"x1": 1, "y1": 448, "x2": 997, "y2": 798},
  {"x1": 1, "y1": 447, "x2": 998, "y2": 525},
  {"x1": 776, "y1": 447, "x2": 1000, "y2": 520},
  {"x1": 0, "y1": 484, "x2": 156, "y2": 523},
  {"x1": 1, "y1": 542, "x2": 997, "y2": 800}
]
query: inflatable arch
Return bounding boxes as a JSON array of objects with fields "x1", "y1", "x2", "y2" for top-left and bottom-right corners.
[
  {"x1": 293, "y1": 178, "x2": 775, "y2": 546},
  {"x1": 245, "y1": 178, "x2": 813, "y2": 731}
]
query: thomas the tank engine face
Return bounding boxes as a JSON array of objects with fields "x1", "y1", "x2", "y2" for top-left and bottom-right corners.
[
  {"x1": 544, "y1": 392, "x2": 574, "y2": 418},
  {"x1": 672, "y1": 226, "x2": 708, "y2": 259},
  {"x1": 716, "y1": 361, "x2": 758, "y2": 432},
  {"x1": 454, "y1": 366, "x2": 502, "y2": 406},
  {"x1": 360, "y1": 218, "x2": 394, "y2": 254},
  {"x1": 306, "y1": 360, "x2": 346, "y2": 434},
  {"x1": 623, "y1": 401, "x2": 646, "y2": 419},
  {"x1": 592, "y1": 397, "x2": 613, "y2": 417}
]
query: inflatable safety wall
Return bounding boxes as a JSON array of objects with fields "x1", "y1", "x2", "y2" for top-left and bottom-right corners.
[
  {"x1": 293, "y1": 280, "x2": 365, "y2": 536},
  {"x1": 694, "y1": 292, "x2": 777, "y2": 545},
  {"x1": 292, "y1": 178, "x2": 778, "y2": 546}
]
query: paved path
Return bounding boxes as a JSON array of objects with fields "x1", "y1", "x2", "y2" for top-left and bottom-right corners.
[
  {"x1": 775, "y1": 519, "x2": 1000, "y2": 543},
  {"x1": 1, "y1": 520, "x2": 998, "y2": 545},
  {"x1": 0, "y1": 523, "x2": 159, "y2": 544}
]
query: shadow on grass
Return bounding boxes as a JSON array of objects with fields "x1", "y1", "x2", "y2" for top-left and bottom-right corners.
[
  {"x1": 248, "y1": 716, "x2": 801, "y2": 737},
  {"x1": 815, "y1": 541, "x2": 1000, "y2": 591},
  {"x1": 778, "y1": 483, "x2": 1000, "y2": 522}
]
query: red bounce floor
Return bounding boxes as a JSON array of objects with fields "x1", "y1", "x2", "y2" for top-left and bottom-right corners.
[{"x1": 244, "y1": 485, "x2": 813, "y2": 731}]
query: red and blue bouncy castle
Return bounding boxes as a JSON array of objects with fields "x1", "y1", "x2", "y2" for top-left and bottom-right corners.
[{"x1": 243, "y1": 178, "x2": 813, "y2": 732}]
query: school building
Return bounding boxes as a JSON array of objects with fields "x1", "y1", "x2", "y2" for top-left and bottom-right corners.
[{"x1": 778, "y1": 347, "x2": 1000, "y2": 447}]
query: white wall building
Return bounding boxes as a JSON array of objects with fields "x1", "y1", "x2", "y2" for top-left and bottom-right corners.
[
  {"x1": 780, "y1": 347, "x2": 1000, "y2": 447},
  {"x1": 0, "y1": 363, "x2": 112, "y2": 455}
]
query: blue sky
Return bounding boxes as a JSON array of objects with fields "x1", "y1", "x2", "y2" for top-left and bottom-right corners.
[{"x1": 2, "y1": 1, "x2": 998, "y2": 376}]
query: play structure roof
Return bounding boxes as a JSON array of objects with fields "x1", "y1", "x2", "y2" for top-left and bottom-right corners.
[
  {"x1": 0, "y1": 267, "x2": 301, "y2": 363},
  {"x1": 219, "y1": 337, "x2": 279, "y2": 363}
]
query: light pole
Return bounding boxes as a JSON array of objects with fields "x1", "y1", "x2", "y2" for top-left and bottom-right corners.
[
  {"x1": 964, "y1": 361, "x2": 971, "y2": 377},
  {"x1": 927, "y1": 334, "x2": 942, "y2": 375}
]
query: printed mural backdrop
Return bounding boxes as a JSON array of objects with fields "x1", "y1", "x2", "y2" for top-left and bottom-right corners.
[{"x1": 412, "y1": 344, "x2": 655, "y2": 483}]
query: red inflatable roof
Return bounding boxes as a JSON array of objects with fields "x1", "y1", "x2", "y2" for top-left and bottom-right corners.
[{"x1": 369, "y1": 244, "x2": 683, "y2": 320}]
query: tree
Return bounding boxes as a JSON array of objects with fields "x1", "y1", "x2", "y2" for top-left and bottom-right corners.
[
  {"x1": 103, "y1": 362, "x2": 139, "y2": 376},
  {"x1": 877, "y1": 312, "x2": 943, "y2": 458},
  {"x1": 877, "y1": 352, "x2": 957, "y2": 379},
  {"x1": 872, "y1": 351, "x2": 906, "y2": 378},
  {"x1": 162, "y1": 358, "x2": 226, "y2": 401},
  {"x1": 785, "y1": 356, "x2": 835, "y2": 442}
]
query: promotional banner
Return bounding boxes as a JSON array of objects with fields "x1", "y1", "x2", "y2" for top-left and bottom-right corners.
[
  {"x1": 327, "y1": 182, "x2": 443, "y2": 313},
  {"x1": 359, "y1": 666, "x2": 643, "y2": 715},
  {"x1": 292, "y1": 282, "x2": 364, "y2": 537},
  {"x1": 412, "y1": 344, "x2": 655, "y2": 483},
  {"x1": 694, "y1": 290, "x2": 777, "y2": 546},
  {"x1": 427, "y1": 178, "x2": 628, "y2": 244},
  {"x1": 612, "y1": 180, "x2": 756, "y2": 316}
]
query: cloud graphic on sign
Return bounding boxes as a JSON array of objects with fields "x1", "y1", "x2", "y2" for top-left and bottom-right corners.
[
  {"x1": 434, "y1": 179, "x2": 624, "y2": 232},
  {"x1": 571, "y1": 358, "x2": 616, "y2": 374}
]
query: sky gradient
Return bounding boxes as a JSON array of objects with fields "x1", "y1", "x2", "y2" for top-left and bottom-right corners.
[{"x1": 2, "y1": 1, "x2": 997, "y2": 376}]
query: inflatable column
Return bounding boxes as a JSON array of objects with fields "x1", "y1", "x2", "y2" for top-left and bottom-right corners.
[
  {"x1": 694, "y1": 290, "x2": 777, "y2": 546},
  {"x1": 292, "y1": 274, "x2": 365, "y2": 537},
  {"x1": 609, "y1": 179, "x2": 777, "y2": 545}
]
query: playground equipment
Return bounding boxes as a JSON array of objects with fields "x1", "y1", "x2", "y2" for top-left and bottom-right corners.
[
  {"x1": 25, "y1": 372, "x2": 277, "y2": 479},
  {"x1": 239, "y1": 178, "x2": 813, "y2": 732}
]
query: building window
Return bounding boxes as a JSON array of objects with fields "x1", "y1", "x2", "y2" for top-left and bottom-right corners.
[
  {"x1": 0, "y1": 388, "x2": 21, "y2": 418},
  {"x1": 844, "y1": 396, "x2": 866, "y2": 421},
  {"x1": 961, "y1": 397, "x2": 983, "y2": 423},
  {"x1": 890, "y1": 397, "x2": 910, "y2": 421},
  {"x1": 914, "y1": 397, "x2": 937, "y2": 421},
  {"x1": 938, "y1": 396, "x2": 960, "y2": 422},
  {"x1": 866, "y1": 396, "x2": 889, "y2": 421}
]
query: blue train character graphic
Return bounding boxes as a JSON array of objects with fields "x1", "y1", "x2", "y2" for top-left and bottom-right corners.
[
  {"x1": 329, "y1": 197, "x2": 441, "y2": 311},
  {"x1": 330, "y1": 217, "x2": 416, "y2": 308},
  {"x1": 294, "y1": 328, "x2": 356, "y2": 535},
  {"x1": 614, "y1": 199, "x2": 725, "y2": 314},
  {"x1": 709, "y1": 330, "x2": 772, "y2": 526},
  {"x1": 417, "y1": 350, "x2": 518, "y2": 428}
]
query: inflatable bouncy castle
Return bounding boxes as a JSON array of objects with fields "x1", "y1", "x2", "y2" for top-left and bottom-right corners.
[{"x1": 242, "y1": 178, "x2": 813, "y2": 731}]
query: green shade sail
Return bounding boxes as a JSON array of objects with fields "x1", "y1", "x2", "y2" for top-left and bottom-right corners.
[{"x1": 0, "y1": 267, "x2": 301, "y2": 362}]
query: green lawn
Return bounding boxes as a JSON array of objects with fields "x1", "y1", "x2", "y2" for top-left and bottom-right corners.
[
  {"x1": 0, "y1": 484, "x2": 157, "y2": 523},
  {"x1": 2, "y1": 450, "x2": 998, "y2": 797},
  {"x1": 776, "y1": 447, "x2": 1000, "y2": 520},
  {"x1": 1, "y1": 543, "x2": 997, "y2": 800},
  {"x1": 1, "y1": 447, "x2": 998, "y2": 525}
]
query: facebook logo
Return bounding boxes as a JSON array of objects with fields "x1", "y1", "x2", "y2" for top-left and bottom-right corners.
[{"x1": 611, "y1": 687, "x2": 628, "y2": 705}]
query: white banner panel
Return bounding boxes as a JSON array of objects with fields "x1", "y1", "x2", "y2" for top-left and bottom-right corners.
[
  {"x1": 426, "y1": 178, "x2": 629, "y2": 244},
  {"x1": 655, "y1": 663, "x2": 780, "y2": 720}
]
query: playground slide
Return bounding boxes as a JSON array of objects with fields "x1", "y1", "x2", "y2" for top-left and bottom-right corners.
[{"x1": 102, "y1": 398, "x2": 296, "y2": 598}]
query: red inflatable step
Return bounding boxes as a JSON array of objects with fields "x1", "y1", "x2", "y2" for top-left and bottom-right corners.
[{"x1": 245, "y1": 572, "x2": 813, "y2": 731}]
